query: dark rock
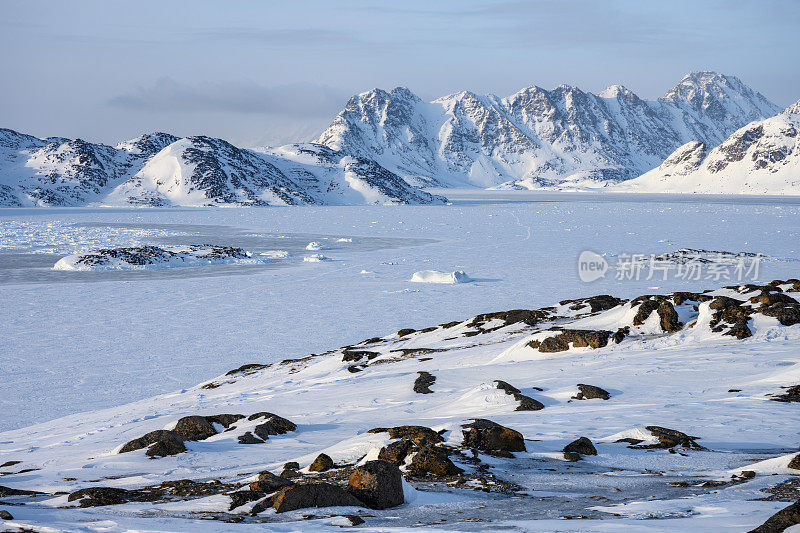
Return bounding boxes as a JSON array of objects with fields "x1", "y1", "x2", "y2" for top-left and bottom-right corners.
[
  {"x1": 229, "y1": 490, "x2": 264, "y2": 511},
  {"x1": 0, "y1": 461, "x2": 20, "y2": 469},
  {"x1": 147, "y1": 437, "x2": 187, "y2": 457},
  {"x1": 469, "y1": 309, "x2": 547, "y2": 328},
  {"x1": 573, "y1": 384, "x2": 611, "y2": 400},
  {"x1": 397, "y1": 328, "x2": 416, "y2": 337},
  {"x1": 226, "y1": 363, "x2": 269, "y2": 376},
  {"x1": 271, "y1": 483, "x2": 365, "y2": 513},
  {"x1": 309, "y1": 453, "x2": 335, "y2": 472},
  {"x1": 462, "y1": 419, "x2": 526, "y2": 452},
  {"x1": 409, "y1": 446, "x2": 463, "y2": 477},
  {"x1": 788, "y1": 454, "x2": 800, "y2": 470},
  {"x1": 528, "y1": 329, "x2": 612, "y2": 353},
  {"x1": 247, "y1": 413, "x2": 297, "y2": 433},
  {"x1": 284, "y1": 461, "x2": 300, "y2": 471},
  {"x1": 173, "y1": 416, "x2": 217, "y2": 441},
  {"x1": 760, "y1": 302, "x2": 800, "y2": 326},
  {"x1": 709, "y1": 296, "x2": 753, "y2": 339},
  {"x1": 341, "y1": 514, "x2": 365, "y2": 525},
  {"x1": 342, "y1": 350, "x2": 379, "y2": 363},
  {"x1": 612, "y1": 326, "x2": 630, "y2": 344},
  {"x1": 347, "y1": 460, "x2": 404, "y2": 509},
  {"x1": 368, "y1": 426, "x2": 444, "y2": 446},
  {"x1": 514, "y1": 393, "x2": 545, "y2": 411},
  {"x1": 378, "y1": 439, "x2": 413, "y2": 466},
  {"x1": 413, "y1": 371, "x2": 436, "y2": 394},
  {"x1": 644, "y1": 426, "x2": 704, "y2": 450},
  {"x1": 771, "y1": 385, "x2": 800, "y2": 403},
  {"x1": 560, "y1": 295, "x2": 625, "y2": 313},
  {"x1": 563, "y1": 437, "x2": 598, "y2": 456},
  {"x1": 157, "y1": 479, "x2": 231, "y2": 497},
  {"x1": 249, "y1": 471, "x2": 294, "y2": 493},
  {"x1": 238, "y1": 432, "x2": 263, "y2": 444},
  {"x1": 632, "y1": 297, "x2": 682, "y2": 332},
  {"x1": 206, "y1": 414, "x2": 245, "y2": 428},
  {"x1": 67, "y1": 487, "x2": 161, "y2": 507},
  {"x1": 494, "y1": 380, "x2": 543, "y2": 410},
  {"x1": 494, "y1": 380, "x2": 520, "y2": 394},
  {"x1": 748, "y1": 500, "x2": 800, "y2": 533},
  {"x1": 119, "y1": 429, "x2": 185, "y2": 455},
  {"x1": 563, "y1": 452, "x2": 582, "y2": 462},
  {"x1": 0, "y1": 510, "x2": 12, "y2": 520},
  {"x1": 0, "y1": 485, "x2": 40, "y2": 497}
]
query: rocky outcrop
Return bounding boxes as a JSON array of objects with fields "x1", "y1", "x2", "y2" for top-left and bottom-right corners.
[
  {"x1": 308, "y1": 453, "x2": 335, "y2": 472},
  {"x1": 494, "y1": 380, "x2": 544, "y2": 411},
  {"x1": 408, "y1": 446, "x2": 463, "y2": 477},
  {"x1": 268, "y1": 483, "x2": 365, "y2": 513},
  {"x1": 347, "y1": 460, "x2": 404, "y2": 509},
  {"x1": 563, "y1": 437, "x2": 598, "y2": 461},
  {"x1": 413, "y1": 371, "x2": 436, "y2": 394},
  {"x1": 119, "y1": 430, "x2": 186, "y2": 457},
  {"x1": 748, "y1": 500, "x2": 800, "y2": 533},
  {"x1": 67, "y1": 487, "x2": 162, "y2": 507},
  {"x1": 462, "y1": 419, "x2": 526, "y2": 453},
  {"x1": 528, "y1": 329, "x2": 612, "y2": 353},
  {"x1": 573, "y1": 384, "x2": 611, "y2": 401}
]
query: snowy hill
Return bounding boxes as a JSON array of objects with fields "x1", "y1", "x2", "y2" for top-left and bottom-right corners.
[
  {"x1": 0, "y1": 131, "x2": 442, "y2": 206},
  {"x1": 614, "y1": 100, "x2": 800, "y2": 194},
  {"x1": 316, "y1": 72, "x2": 780, "y2": 188},
  {"x1": 2, "y1": 279, "x2": 800, "y2": 530}
]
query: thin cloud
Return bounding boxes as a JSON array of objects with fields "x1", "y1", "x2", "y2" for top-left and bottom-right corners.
[{"x1": 108, "y1": 78, "x2": 351, "y2": 117}]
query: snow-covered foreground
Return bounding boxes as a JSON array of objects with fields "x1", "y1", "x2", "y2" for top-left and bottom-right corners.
[
  {"x1": 1, "y1": 196, "x2": 800, "y2": 530},
  {"x1": 2, "y1": 274, "x2": 800, "y2": 530}
]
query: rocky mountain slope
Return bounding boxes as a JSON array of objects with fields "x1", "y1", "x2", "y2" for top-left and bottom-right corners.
[
  {"x1": 0, "y1": 131, "x2": 442, "y2": 207},
  {"x1": 613, "y1": 100, "x2": 800, "y2": 194},
  {"x1": 316, "y1": 72, "x2": 779, "y2": 188},
  {"x1": 2, "y1": 279, "x2": 800, "y2": 530}
]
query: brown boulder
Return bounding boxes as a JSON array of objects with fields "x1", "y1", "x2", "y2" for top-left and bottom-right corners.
[
  {"x1": 67, "y1": 487, "x2": 161, "y2": 507},
  {"x1": 271, "y1": 483, "x2": 365, "y2": 513},
  {"x1": 378, "y1": 439, "x2": 413, "y2": 466},
  {"x1": 788, "y1": 454, "x2": 800, "y2": 470},
  {"x1": 250, "y1": 471, "x2": 295, "y2": 493},
  {"x1": 462, "y1": 419, "x2": 526, "y2": 452},
  {"x1": 237, "y1": 432, "x2": 263, "y2": 444},
  {"x1": 563, "y1": 437, "x2": 598, "y2": 457},
  {"x1": 173, "y1": 416, "x2": 217, "y2": 441},
  {"x1": 0, "y1": 510, "x2": 12, "y2": 520},
  {"x1": 408, "y1": 446, "x2": 463, "y2": 477},
  {"x1": 309, "y1": 453, "x2": 335, "y2": 472},
  {"x1": 347, "y1": 460, "x2": 404, "y2": 509}
]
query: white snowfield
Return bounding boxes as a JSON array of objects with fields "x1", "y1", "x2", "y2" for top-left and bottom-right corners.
[
  {"x1": 410, "y1": 270, "x2": 471, "y2": 284},
  {"x1": 2, "y1": 279, "x2": 800, "y2": 531},
  {"x1": 615, "y1": 99, "x2": 800, "y2": 195}
]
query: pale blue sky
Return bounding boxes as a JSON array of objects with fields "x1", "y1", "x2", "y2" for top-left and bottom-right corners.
[{"x1": 1, "y1": 0, "x2": 797, "y2": 147}]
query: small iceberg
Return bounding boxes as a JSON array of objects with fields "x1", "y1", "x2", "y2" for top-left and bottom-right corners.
[
  {"x1": 305, "y1": 242, "x2": 327, "y2": 251},
  {"x1": 303, "y1": 253, "x2": 329, "y2": 262},
  {"x1": 410, "y1": 270, "x2": 471, "y2": 284}
]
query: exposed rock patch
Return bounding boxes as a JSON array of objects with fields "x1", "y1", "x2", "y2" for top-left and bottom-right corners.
[
  {"x1": 562, "y1": 437, "x2": 598, "y2": 460},
  {"x1": 413, "y1": 371, "x2": 436, "y2": 394},
  {"x1": 462, "y1": 419, "x2": 526, "y2": 452},
  {"x1": 748, "y1": 500, "x2": 800, "y2": 533},
  {"x1": 309, "y1": 453, "x2": 335, "y2": 472},
  {"x1": 573, "y1": 384, "x2": 611, "y2": 401},
  {"x1": 494, "y1": 380, "x2": 544, "y2": 411},
  {"x1": 347, "y1": 460, "x2": 404, "y2": 509},
  {"x1": 528, "y1": 329, "x2": 612, "y2": 353}
]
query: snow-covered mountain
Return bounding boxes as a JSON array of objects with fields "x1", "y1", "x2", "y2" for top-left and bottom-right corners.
[
  {"x1": 0, "y1": 130, "x2": 442, "y2": 207},
  {"x1": 316, "y1": 72, "x2": 780, "y2": 188},
  {"x1": 614, "y1": 100, "x2": 800, "y2": 194}
]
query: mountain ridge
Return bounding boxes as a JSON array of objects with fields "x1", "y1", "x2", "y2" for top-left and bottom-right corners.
[{"x1": 316, "y1": 71, "x2": 781, "y2": 189}]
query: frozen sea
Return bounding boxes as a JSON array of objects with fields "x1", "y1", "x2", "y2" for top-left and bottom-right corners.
[{"x1": 1, "y1": 192, "x2": 799, "y2": 431}]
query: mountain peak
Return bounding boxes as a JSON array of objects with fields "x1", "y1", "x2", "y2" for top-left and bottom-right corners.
[{"x1": 782, "y1": 99, "x2": 800, "y2": 115}]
